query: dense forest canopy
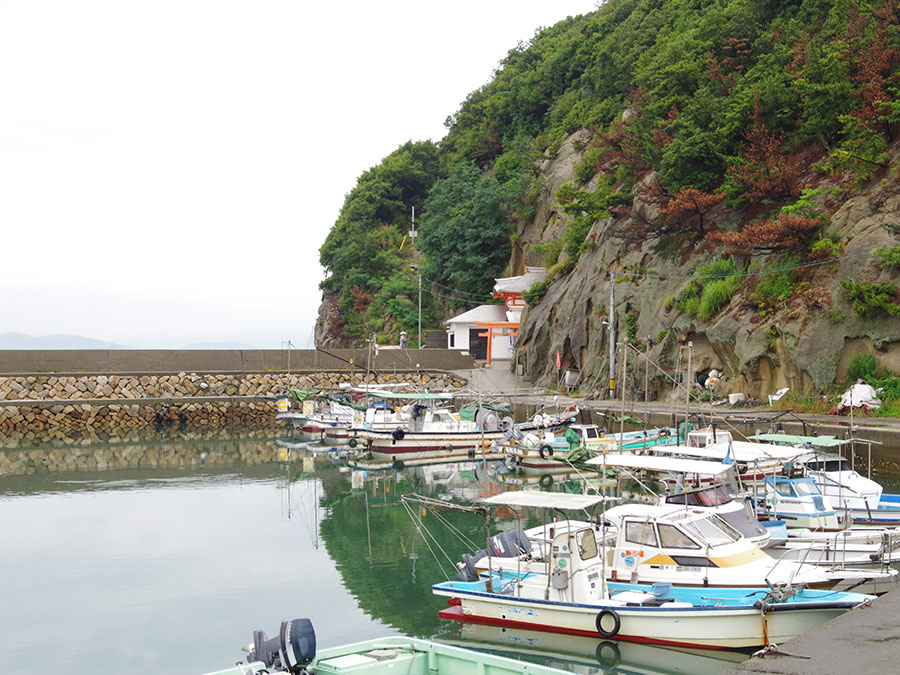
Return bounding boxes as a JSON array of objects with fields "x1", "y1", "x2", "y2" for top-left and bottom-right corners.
[{"x1": 318, "y1": 0, "x2": 900, "y2": 346}]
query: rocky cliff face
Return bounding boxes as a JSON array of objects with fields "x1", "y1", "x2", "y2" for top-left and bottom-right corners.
[{"x1": 513, "y1": 133, "x2": 900, "y2": 401}]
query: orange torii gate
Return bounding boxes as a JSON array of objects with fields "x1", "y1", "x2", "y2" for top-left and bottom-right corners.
[{"x1": 474, "y1": 320, "x2": 518, "y2": 366}]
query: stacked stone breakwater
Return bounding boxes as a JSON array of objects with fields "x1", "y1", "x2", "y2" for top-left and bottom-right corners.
[{"x1": 0, "y1": 370, "x2": 468, "y2": 436}]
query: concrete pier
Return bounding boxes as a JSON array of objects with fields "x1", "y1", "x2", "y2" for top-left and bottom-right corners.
[{"x1": 729, "y1": 589, "x2": 900, "y2": 674}]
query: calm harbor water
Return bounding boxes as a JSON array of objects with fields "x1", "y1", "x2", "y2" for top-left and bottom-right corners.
[{"x1": 5, "y1": 427, "x2": 895, "y2": 675}]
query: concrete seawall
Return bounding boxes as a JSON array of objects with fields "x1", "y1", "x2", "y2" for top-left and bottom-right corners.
[{"x1": 0, "y1": 348, "x2": 476, "y2": 373}]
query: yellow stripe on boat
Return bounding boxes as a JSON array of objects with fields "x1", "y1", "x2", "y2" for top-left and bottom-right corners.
[{"x1": 709, "y1": 548, "x2": 768, "y2": 567}]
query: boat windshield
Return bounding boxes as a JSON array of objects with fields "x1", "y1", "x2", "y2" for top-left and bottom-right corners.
[
  {"x1": 681, "y1": 515, "x2": 740, "y2": 546},
  {"x1": 624, "y1": 520, "x2": 659, "y2": 547},
  {"x1": 792, "y1": 480, "x2": 822, "y2": 496},
  {"x1": 665, "y1": 485, "x2": 731, "y2": 507},
  {"x1": 806, "y1": 458, "x2": 850, "y2": 472},
  {"x1": 576, "y1": 528, "x2": 598, "y2": 560},
  {"x1": 658, "y1": 523, "x2": 700, "y2": 549}
]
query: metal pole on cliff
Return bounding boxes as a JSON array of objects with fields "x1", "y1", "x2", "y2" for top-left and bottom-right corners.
[
  {"x1": 418, "y1": 270, "x2": 422, "y2": 349},
  {"x1": 608, "y1": 272, "x2": 616, "y2": 399},
  {"x1": 410, "y1": 206, "x2": 422, "y2": 350},
  {"x1": 620, "y1": 342, "x2": 627, "y2": 441},
  {"x1": 644, "y1": 338, "x2": 651, "y2": 425},
  {"x1": 684, "y1": 341, "x2": 693, "y2": 436}
]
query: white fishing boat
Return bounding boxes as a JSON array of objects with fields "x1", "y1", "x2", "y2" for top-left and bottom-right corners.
[
  {"x1": 652, "y1": 427, "x2": 900, "y2": 526},
  {"x1": 761, "y1": 475, "x2": 841, "y2": 530},
  {"x1": 592, "y1": 453, "x2": 773, "y2": 548},
  {"x1": 355, "y1": 407, "x2": 508, "y2": 461},
  {"x1": 432, "y1": 492, "x2": 872, "y2": 650},
  {"x1": 502, "y1": 424, "x2": 616, "y2": 473},
  {"x1": 590, "y1": 453, "x2": 900, "y2": 576},
  {"x1": 610, "y1": 452, "x2": 900, "y2": 570},
  {"x1": 204, "y1": 618, "x2": 573, "y2": 675},
  {"x1": 355, "y1": 397, "x2": 572, "y2": 463},
  {"x1": 456, "y1": 499, "x2": 897, "y2": 596},
  {"x1": 771, "y1": 525, "x2": 900, "y2": 568},
  {"x1": 751, "y1": 432, "x2": 900, "y2": 526}
]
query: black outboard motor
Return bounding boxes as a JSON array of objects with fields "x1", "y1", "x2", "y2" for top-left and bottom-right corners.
[
  {"x1": 248, "y1": 619, "x2": 316, "y2": 673},
  {"x1": 489, "y1": 529, "x2": 532, "y2": 558},
  {"x1": 456, "y1": 530, "x2": 533, "y2": 582},
  {"x1": 457, "y1": 549, "x2": 487, "y2": 581}
]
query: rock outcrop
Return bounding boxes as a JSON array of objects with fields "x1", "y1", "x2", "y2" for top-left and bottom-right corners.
[{"x1": 514, "y1": 133, "x2": 900, "y2": 400}]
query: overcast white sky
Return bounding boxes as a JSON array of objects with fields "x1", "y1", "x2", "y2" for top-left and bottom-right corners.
[{"x1": 0, "y1": 0, "x2": 593, "y2": 348}]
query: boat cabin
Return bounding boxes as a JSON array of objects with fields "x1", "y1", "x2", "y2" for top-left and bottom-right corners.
[
  {"x1": 603, "y1": 504, "x2": 776, "y2": 586},
  {"x1": 761, "y1": 476, "x2": 840, "y2": 530}
]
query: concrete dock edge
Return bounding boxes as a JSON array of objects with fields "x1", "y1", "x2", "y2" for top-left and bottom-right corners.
[{"x1": 728, "y1": 588, "x2": 900, "y2": 674}]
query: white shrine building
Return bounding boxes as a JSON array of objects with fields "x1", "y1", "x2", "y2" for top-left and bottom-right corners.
[{"x1": 444, "y1": 267, "x2": 547, "y2": 364}]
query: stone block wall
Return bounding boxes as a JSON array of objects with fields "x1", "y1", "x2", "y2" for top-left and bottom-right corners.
[{"x1": 0, "y1": 370, "x2": 468, "y2": 436}]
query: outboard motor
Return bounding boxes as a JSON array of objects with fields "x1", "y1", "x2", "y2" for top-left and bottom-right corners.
[
  {"x1": 457, "y1": 549, "x2": 487, "y2": 581},
  {"x1": 248, "y1": 618, "x2": 316, "y2": 673},
  {"x1": 489, "y1": 529, "x2": 532, "y2": 557}
]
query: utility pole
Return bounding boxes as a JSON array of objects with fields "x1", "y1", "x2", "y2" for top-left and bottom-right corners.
[
  {"x1": 418, "y1": 271, "x2": 422, "y2": 349},
  {"x1": 608, "y1": 272, "x2": 616, "y2": 399},
  {"x1": 409, "y1": 206, "x2": 422, "y2": 349},
  {"x1": 644, "y1": 337, "x2": 651, "y2": 424},
  {"x1": 684, "y1": 341, "x2": 693, "y2": 437},
  {"x1": 619, "y1": 342, "x2": 627, "y2": 441}
]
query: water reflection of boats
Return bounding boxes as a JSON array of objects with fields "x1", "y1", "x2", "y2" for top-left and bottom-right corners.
[
  {"x1": 349, "y1": 451, "x2": 511, "y2": 472},
  {"x1": 275, "y1": 438, "x2": 354, "y2": 463},
  {"x1": 499, "y1": 469, "x2": 615, "y2": 493},
  {"x1": 439, "y1": 623, "x2": 748, "y2": 675}
]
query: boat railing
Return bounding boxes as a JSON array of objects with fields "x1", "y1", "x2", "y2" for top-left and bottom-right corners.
[{"x1": 765, "y1": 541, "x2": 811, "y2": 587}]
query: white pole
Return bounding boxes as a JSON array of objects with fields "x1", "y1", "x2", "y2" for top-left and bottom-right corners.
[
  {"x1": 608, "y1": 272, "x2": 615, "y2": 399},
  {"x1": 418, "y1": 271, "x2": 422, "y2": 349},
  {"x1": 685, "y1": 341, "x2": 693, "y2": 436},
  {"x1": 620, "y1": 342, "x2": 627, "y2": 441}
]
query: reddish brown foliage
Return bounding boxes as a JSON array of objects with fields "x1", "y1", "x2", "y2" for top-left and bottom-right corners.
[
  {"x1": 710, "y1": 215, "x2": 822, "y2": 256},
  {"x1": 652, "y1": 105, "x2": 679, "y2": 150},
  {"x1": 658, "y1": 188, "x2": 726, "y2": 235},
  {"x1": 708, "y1": 37, "x2": 752, "y2": 94},
  {"x1": 350, "y1": 285, "x2": 372, "y2": 312},
  {"x1": 727, "y1": 102, "x2": 803, "y2": 203},
  {"x1": 327, "y1": 297, "x2": 346, "y2": 340},
  {"x1": 610, "y1": 181, "x2": 725, "y2": 247},
  {"x1": 472, "y1": 127, "x2": 503, "y2": 167},
  {"x1": 850, "y1": 20, "x2": 900, "y2": 139},
  {"x1": 593, "y1": 89, "x2": 652, "y2": 173}
]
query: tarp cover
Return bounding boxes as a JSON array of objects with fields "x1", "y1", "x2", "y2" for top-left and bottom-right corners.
[
  {"x1": 750, "y1": 433, "x2": 848, "y2": 447},
  {"x1": 838, "y1": 383, "x2": 882, "y2": 411}
]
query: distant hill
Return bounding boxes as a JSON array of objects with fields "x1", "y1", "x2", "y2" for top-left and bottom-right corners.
[{"x1": 0, "y1": 332, "x2": 126, "y2": 349}]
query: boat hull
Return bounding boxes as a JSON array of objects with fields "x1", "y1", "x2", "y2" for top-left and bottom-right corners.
[
  {"x1": 434, "y1": 584, "x2": 858, "y2": 650},
  {"x1": 360, "y1": 430, "x2": 505, "y2": 462}
]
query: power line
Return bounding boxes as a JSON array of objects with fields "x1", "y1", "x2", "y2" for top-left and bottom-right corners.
[
  {"x1": 615, "y1": 247, "x2": 881, "y2": 281},
  {"x1": 426, "y1": 277, "x2": 496, "y2": 301}
]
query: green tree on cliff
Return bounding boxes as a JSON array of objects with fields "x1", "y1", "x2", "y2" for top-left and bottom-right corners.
[{"x1": 418, "y1": 162, "x2": 511, "y2": 300}]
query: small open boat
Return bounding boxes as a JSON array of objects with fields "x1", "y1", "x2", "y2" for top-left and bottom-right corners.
[{"x1": 204, "y1": 618, "x2": 574, "y2": 675}]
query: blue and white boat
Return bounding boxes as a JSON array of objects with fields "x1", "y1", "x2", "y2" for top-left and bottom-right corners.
[
  {"x1": 433, "y1": 492, "x2": 873, "y2": 650},
  {"x1": 752, "y1": 432, "x2": 900, "y2": 526}
]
